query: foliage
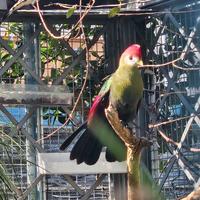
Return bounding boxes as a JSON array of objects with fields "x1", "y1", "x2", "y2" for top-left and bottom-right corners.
[
  {"x1": 108, "y1": 6, "x2": 121, "y2": 17},
  {"x1": 39, "y1": 24, "x2": 106, "y2": 125},
  {"x1": 66, "y1": 5, "x2": 77, "y2": 19},
  {"x1": 0, "y1": 128, "x2": 22, "y2": 199},
  {"x1": 0, "y1": 15, "x2": 107, "y2": 198}
]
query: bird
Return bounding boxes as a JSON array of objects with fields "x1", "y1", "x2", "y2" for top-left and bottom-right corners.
[
  {"x1": 1, "y1": 0, "x2": 37, "y2": 21},
  {"x1": 60, "y1": 44, "x2": 144, "y2": 165}
]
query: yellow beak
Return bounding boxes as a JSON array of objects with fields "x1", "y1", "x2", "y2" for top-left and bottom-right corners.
[{"x1": 137, "y1": 59, "x2": 143, "y2": 68}]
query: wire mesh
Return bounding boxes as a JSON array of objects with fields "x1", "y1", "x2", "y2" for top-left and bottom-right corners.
[
  {"x1": 45, "y1": 175, "x2": 110, "y2": 200},
  {"x1": 0, "y1": 21, "x2": 112, "y2": 199},
  {"x1": 144, "y1": 6, "x2": 200, "y2": 200},
  {"x1": 1, "y1": 2, "x2": 200, "y2": 200},
  {"x1": 39, "y1": 24, "x2": 113, "y2": 199}
]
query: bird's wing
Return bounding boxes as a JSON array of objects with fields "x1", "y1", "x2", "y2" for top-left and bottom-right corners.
[
  {"x1": 60, "y1": 76, "x2": 112, "y2": 151},
  {"x1": 59, "y1": 122, "x2": 87, "y2": 151},
  {"x1": 98, "y1": 75, "x2": 112, "y2": 97},
  {"x1": 87, "y1": 76, "x2": 112, "y2": 123}
]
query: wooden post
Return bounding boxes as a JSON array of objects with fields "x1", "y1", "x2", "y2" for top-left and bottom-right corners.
[
  {"x1": 105, "y1": 106, "x2": 151, "y2": 200},
  {"x1": 181, "y1": 186, "x2": 200, "y2": 200}
]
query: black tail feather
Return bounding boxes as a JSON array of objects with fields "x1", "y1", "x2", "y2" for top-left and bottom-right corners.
[
  {"x1": 71, "y1": 130, "x2": 91, "y2": 163},
  {"x1": 60, "y1": 122, "x2": 87, "y2": 151},
  {"x1": 105, "y1": 148, "x2": 116, "y2": 162},
  {"x1": 82, "y1": 134, "x2": 102, "y2": 165},
  {"x1": 60, "y1": 120, "x2": 127, "y2": 165},
  {"x1": 105, "y1": 144, "x2": 126, "y2": 162},
  {"x1": 70, "y1": 128, "x2": 103, "y2": 165}
]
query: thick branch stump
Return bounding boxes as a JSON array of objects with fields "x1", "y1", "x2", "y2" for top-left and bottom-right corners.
[
  {"x1": 105, "y1": 106, "x2": 151, "y2": 200},
  {"x1": 181, "y1": 186, "x2": 200, "y2": 200}
]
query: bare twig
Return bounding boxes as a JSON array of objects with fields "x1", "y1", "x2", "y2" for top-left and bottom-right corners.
[
  {"x1": 149, "y1": 114, "x2": 200, "y2": 129},
  {"x1": 157, "y1": 128, "x2": 200, "y2": 153},
  {"x1": 140, "y1": 56, "x2": 200, "y2": 71},
  {"x1": 45, "y1": 2, "x2": 125, "y2": 9},
  {"x1": 36, "y1": 0, "x2": 95, "y2": 40},
  {"x1": 172, "y1": 63, "x2": 200, "y2": 71},
  {"x1": 43, "y1": 2, "x2": 200, "y2": 15},
  {"x1": 140, "y1": 57, "x2": 182, "y2": 69},
  {"x1": 37, "y1": 0, "x2": 96, "y2": 142}
]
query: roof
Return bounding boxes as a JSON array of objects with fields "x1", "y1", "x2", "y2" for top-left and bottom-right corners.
[
  {"x1": 0, "y1": 0, "x2": 199, "y2": 23},
  {"x1": 140, "y1": 0, "x2": 200, "y2": 10}
]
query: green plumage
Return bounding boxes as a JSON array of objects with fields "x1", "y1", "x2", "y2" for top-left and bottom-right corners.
[
  {"x1": 109, "y1": 53, "x2": 143, "y2": 122},
  {"x1": 60, "y1": 44, "x2": 144, "y2": 165}
]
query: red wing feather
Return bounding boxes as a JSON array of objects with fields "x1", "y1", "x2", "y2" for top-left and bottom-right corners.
[{"x1": 87, "y1": 95, "x2": 102, "y2": 123}]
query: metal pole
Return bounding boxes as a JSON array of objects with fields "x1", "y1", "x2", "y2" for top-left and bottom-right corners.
[
  {"x1": 24, "y1": 22, "x2": 40, "y2": 200},
  {"x1": 33, "y1": 23, "x2": 45, "y2": 200}
]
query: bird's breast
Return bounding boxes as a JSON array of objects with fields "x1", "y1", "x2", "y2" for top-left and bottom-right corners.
[{"x1": 109, "y1": 72, "x2": 143, "y2": 122}]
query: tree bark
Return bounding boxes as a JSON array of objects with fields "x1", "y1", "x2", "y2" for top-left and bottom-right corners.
[
  {"x1": 181, "y1": 186, "x2": 200, "y2": 200},
  {"x1": 105, "y1": 105, "x2": 151, "y2": 200}
]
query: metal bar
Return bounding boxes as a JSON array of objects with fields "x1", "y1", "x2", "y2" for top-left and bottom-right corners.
[
  {"x1": 24, "y1": 22, "x2": 40, "y2": 200},
  {"x1": 171, "y1": 147, "x2": 196, "y2": 184},
  {"x1": 158, "y1": 83, "x2": 171, "y2": 110},
  {"x1": 21, "y1": 128, "x2": 44, "y2": 152},
  {"x1": 34, "y1": 23, "x2": 44, "y2": 200},
  {"x1": 18, "y1": 174, "x2": 44, "y2": 200},
  {"x1": 47, "y1": 25, "x2": 77, "y2": 57},
  {"x1": 80, "y1": 174, "x2": 106, "y2": 200},
  {"x1": 168, "y1": 13, "x2": 200, "y2": 59},
  {"x1": 195, "y1": 177, "x2": 200, "y2": 189},
  {"x1": 19, "y1": 60, "x2": 44, "y2": 85},
  {"x1": 161, "y1": 69, "x2": 200, "y2": 126},
  {"x1": 0, "y1": 30, "x2": 44, "y2": 85},
  {"x1": 53, "y1": 26, "x2": 105, "y2": 85},
  {"x1": 17, "y1": 108, "x2": 35, "y2": 129},
  {"x1": 0, "y1": 0, "x2": 7, "y2": 10},
  {"x1": 0, "y1": 84, "x2": 73, "y2": 105},
  {"x1": 38, "y1": 153, "x2": 126, "y2": 174},
  {"x1": 159, "y1": 70, "x2": 199, "y2": 184},
  {"x1": 0, "y1": 104, "x2": 44, "y2": 152},
  {"x1": 0, "y1": 38, "x2": 28, "y2": 76},
  {"x1": 177, "y1": 116, "x2": 195, "y2": 149},
  {"x1": 176, "y1": 154, "x2": 196, "y2": 183},
  {"x1": 173, "y1": 83, "x2": 200, "y2": 126},
  {"x1": 63, "y1": 175, "x2": 85, "y2": 195},
  {"x1": 159, "y1": 156, "x2": 176, "y2": 191},
  {"x1": 0, "y1": 104, "x2": 18, "y2": 124},
  {"x1": 147, "y1": 14, "x2": 169, "y2": 60}
]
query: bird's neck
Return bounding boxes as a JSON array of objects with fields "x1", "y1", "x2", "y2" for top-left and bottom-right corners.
[{"x1": 116, "y1": 65, "x2": 141, "y2": 80}]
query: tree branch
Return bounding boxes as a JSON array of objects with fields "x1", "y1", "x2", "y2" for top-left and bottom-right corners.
[
  {"x1": 181, "y1": 186, "x2": 200, "y2": 200},
  {"x1": 105, "y1": 105, "x2": 151, "y2": 200}
]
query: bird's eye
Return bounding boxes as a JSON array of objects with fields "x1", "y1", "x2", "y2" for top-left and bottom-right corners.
[
  {"x1": 126, "y1": 55, "x2": 137, "y2": 65},
  {"x1": 129, "y1": 56, "x2": 133, "y2": 60}
]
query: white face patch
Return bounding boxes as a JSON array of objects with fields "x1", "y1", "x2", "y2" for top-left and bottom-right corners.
[{"x1": 124, "y1": 55, "x2": 139, "y2": 66}]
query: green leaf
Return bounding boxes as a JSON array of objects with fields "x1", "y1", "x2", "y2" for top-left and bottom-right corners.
[
  {"x1": 51, "y1": 68, "x2": 60, "y2": 79},
  {"x1": 43, "y1": 113, "x2": 50, "y2": 120},
  {"x1": 91, "y1": 51, "x2": 100, "y2": 58},
  {"x1": 58, "y1": 115, "x2": 66, "y2": 124},
  {"x1": 66, "y1": 5, "x2": 77, "y2": 19},
  {"x1": 108, "y1": 7, "x2": 120, "y2": 18}
]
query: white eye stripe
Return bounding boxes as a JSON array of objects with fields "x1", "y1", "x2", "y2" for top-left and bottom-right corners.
[{"x1": 125, "y1": 55, "x2": 138, "y2": 65}]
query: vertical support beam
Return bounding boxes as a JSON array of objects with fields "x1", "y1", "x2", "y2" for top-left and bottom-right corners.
[
  {"x1": 104, "y1": 16, "x2": 148, "y2": 200},
  {"x1": 0, "y1": 0, "x2": 7, "y2": 10},
  {"x1": 24, "y1": 23, "x2": 40, "y2": 200},
  {"x1": 34, "y1": 23, "x2": 44, "y2": 200}
]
